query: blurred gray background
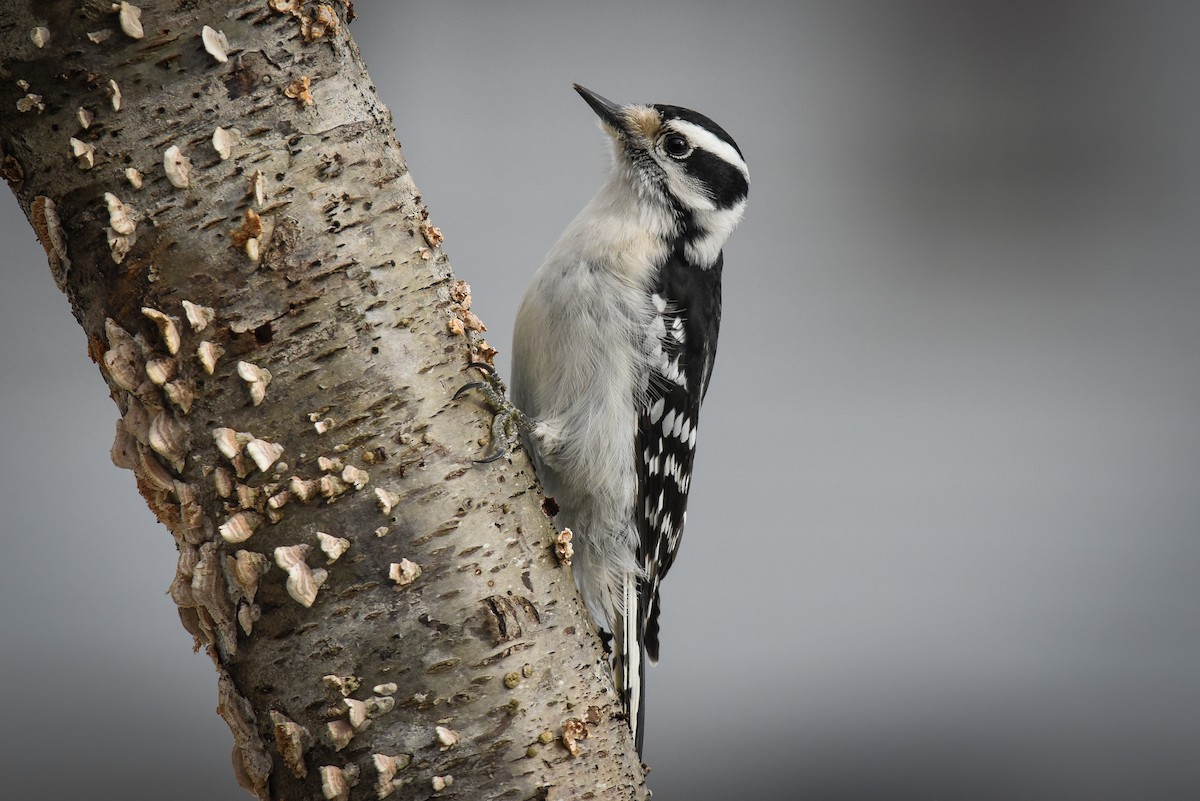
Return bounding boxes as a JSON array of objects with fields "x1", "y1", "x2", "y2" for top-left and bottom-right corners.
[{"x1": 3, "y1": 2, "x2": 1199, "y2": 799}]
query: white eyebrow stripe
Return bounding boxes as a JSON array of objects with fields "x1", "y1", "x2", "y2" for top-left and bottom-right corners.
[{"x1": 670, "y1": 120, "x2": 749, "y2": 180}]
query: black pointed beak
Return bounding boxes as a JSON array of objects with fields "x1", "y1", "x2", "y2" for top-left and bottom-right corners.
[{"x1": 574, "y1": 84, "x2": 627, "y2": 134}]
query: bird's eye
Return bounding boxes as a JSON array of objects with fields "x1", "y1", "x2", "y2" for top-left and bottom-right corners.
[{"x1": 663, "y1": 134, "x2": 689, "y2": 157}]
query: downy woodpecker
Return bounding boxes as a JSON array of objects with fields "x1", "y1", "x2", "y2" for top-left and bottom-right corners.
[{"x1": 468, "y1": 85, "x2": 748, "y2": 752}]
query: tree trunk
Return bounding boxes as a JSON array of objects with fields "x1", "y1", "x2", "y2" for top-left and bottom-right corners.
[{"x1": 0, "y1": 2, "x2": 648, "y2": 799}]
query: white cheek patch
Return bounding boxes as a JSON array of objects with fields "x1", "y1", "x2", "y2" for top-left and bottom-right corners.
[{"x1": 662, "y1": 164, "x2": 716, "y2": 213}]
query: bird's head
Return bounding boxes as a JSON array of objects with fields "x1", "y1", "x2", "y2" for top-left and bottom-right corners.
[{"x1": 574, "y1": 84, "x2": 749, "y2": 267}]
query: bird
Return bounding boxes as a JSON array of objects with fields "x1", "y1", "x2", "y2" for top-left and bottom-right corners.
[{"x1": 462, "y1": 84, "x2": 748, "y2": 753}]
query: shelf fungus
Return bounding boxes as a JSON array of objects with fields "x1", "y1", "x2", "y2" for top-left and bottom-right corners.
[
  {"x1": 561, "y1": 717, "x2": 590, "y2": 757},
  {"x1": 555, "y1": 527, "x2": 575, "y2": 566},
  {"x1": 322, "y1": 674, "x2": 360, "y2": 697},
  {"x1": 78, "y1": 107, "x2": 94, "y2": 129},
  {"x1": 145, "y1": 357, "x2": 177, "y2": 385},
  {"x1": 274, "y1": 544, "x2": 327, "y2": 607},
  {"x1": 212, "y1": 427, "x2": 252, "y2": 460},
  {"x1": 319, "y1": 765, "x2": 350, "y2": 801},
  {"x1": 434, "y1": 726, "x2": 459, "y2": 751},
  {"x1": 212, "y1": 125, "x2": 238, "y2": 160},
  {"x1": 344, "y1": 698, "x2": 369, "y2": 731},
  {"x1": 231, "y1": 549, "x2": 270, "y2": 602},
  {"x1": 105, "y1": 193, "x2": 136, "y2": 235},
  {"x1": 419, "y1": 221, "x2": 444, "y2": 248},
  {"x1": 31, "y1": 196, "x2": 70, "y2": 291},
  {"x1": 375, "y1": 487, "x2": 401, "y2": 515},
  {"x1": 319, "y1": 474, "x2": 348, "y2": 500},
  {"x1": 364, "y1": 696, "x2": 395, "y2": 719},
  {"x1": 284, "y1": 75, "x2": 314, "y2": 106},
  {"x1": 288, "y1": 475, "x2": 319, "y2": 503},
  {"x1": 326, "y1": 719, "x2": 354, "y2": 752},
  {"x1": 237, "y1": 360, "x2": 272, "y2": 406},
  {"x1": 163, "y1": 145, "x2": 190, "y2": 189},
  {"x1": 182, "y1": 300, "x2": 215, "y2": 332},
  {"x1": 431, "y1": 775, "x2": 454, "y2": 793},
  {"x1": 30, "y1": 26, "x2": 50, "y2": 48},
  {"x1": 373, "y1": 752, "x2": 407, "y2": 799},
  {"x1": 102, "y1": 322, "x2": 144, "y2": 393},
  {"x1": 271, "y1": 711, "x2": 311, "y2": 780},
  {"x1": 106, "y1": 225, "x2": 135, "y2": 264},
  {"x1": 116, "y1": 2, "x2": 144, "y2": 40},
  {"x1": 125, "y1": 167, "x2": 143, "y2": 189},
  {"x1": 317, "y1": 532, "x2": 350, "y2": 563},
  {"x1": 220, "y1": 511, "x2": 262, "y2": 544},
  {"x1": 164, "y1": 380, "x2": 194, "y2": 413},
  {"x1": 148, "y1": 411, "x2": 188, "y2": 472},
  {"x1": 237, "y1": 602, "x2": 261, "y2": 635},
  {"x1": 197, "y1": 340, "x2": 224, "y2": 374},
  {"x1": 70, "y1": 138, "x2": 96, "y2": 169},
  {"x1": 213, "y1": 466, "x2": 234, "y2": 497},
  {"x1": 202, "y1": 25, "x2": 230, "y2": 64},
  {"x1": 141, "y1": 307, "x2": 180, "y2": 355},
  {"x1": 107, "y1": 79, "x2": 122, "y2": 111},
  {"x1": 341, "y1": 464, "x2": 369, "y2": 490},
  {"x1": 17, "y1": 93, "x2": 45, "y2": 113},
  {"x1": 245, "y1": 438, "x2": 284, "y2": 472},
  {"x1": 389, "y1": 558, "x2": 421, "y2": 587}
]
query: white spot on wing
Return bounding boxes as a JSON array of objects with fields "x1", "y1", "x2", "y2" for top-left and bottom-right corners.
[
  {"x1": 661, "y1": 408, "x2": 676, "y2": 437},
  {"x1": 648, "y1": 397, "x2": 665, "y2": 423}
]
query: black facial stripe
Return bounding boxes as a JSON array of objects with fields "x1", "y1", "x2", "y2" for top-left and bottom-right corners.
[
  {"x1": 652, "y1": 104, "x2": 744, "y2": 159},
  {"x1": 686, "y1": 148, "x2": 749, "y2": 209}
]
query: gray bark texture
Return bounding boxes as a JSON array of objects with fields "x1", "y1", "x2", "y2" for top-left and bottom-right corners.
[{"x1": 0, "y1": 2, "x2": 649, "y2": 799}]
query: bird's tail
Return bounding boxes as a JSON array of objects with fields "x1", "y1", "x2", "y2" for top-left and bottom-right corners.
[{"x1": 612, "y1": 573, "x2": 647, "y2": 755}]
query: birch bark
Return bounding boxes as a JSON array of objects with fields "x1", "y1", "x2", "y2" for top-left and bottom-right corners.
[{"x1": 0, "y1": 2, "x2": 648, "y2": 798}]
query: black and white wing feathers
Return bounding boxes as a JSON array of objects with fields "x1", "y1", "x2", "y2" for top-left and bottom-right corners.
[{"x1": 636, "y1": 249, "x2": 723, "y2": 662}]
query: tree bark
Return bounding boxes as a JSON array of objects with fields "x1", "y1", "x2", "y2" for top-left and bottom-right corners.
[{"x1": 0, "y1": 2, "x2": 648, "y2": 799}]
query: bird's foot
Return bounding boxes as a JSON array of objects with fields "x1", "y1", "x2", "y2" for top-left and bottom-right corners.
[{"x1": 454, "y1": 362, "x2": 532, "y2": 463}]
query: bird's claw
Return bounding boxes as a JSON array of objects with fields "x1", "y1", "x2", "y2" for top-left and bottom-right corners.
[{"x1": 454, "y1": 363, "x2": 531, "y2": 464}]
